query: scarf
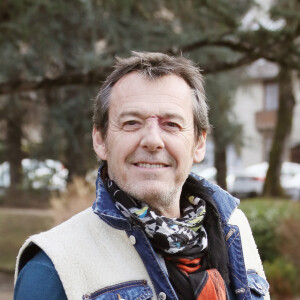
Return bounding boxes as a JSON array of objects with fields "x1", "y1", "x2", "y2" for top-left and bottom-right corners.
[
  {"x1": 104, "y1": 177, "x2": 208, "y2": 255},
  {"x1": 104, "y1": 174, "x2": 229, "y2": 300}
]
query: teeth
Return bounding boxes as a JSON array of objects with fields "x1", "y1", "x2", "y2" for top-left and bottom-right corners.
[{"x1": 137, "y1": 163, "x2": 165, "y2": 168}]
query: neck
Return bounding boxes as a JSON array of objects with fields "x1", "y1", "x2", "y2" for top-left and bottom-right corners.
[{"x1": 150, "y1": 197, "x2": 181, "y2": 218}]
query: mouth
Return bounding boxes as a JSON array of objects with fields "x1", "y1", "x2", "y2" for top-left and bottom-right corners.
[{"x1": 134, "y1": 162, "x2": 168, "y2": 168}]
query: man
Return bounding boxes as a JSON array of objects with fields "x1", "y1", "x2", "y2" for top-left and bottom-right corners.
[{"x1": 15, "y1": 52, "x2": 269, "y2": 300}]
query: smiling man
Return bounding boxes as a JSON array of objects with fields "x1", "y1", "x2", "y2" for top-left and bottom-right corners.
[
  {"x1": 93, "y1": 72, "x2": 205, "y2": 218},
  {"x1": 15, "y1": 52, "x2": 270, "y2": 300}
]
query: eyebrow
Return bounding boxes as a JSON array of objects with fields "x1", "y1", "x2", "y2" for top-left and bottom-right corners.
[
  {"x1": 119, "y1": 110, "x2": 144, "y2": 119},
  {"x1": 118, "y1": 110, "x2": 185, "y2": 122}
]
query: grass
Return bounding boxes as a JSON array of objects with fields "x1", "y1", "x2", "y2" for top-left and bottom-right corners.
[{"x1": 0, "y1": 209, "x2": 52, "y2": 272}]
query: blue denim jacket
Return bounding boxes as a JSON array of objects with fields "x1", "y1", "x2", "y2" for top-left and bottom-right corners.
[
  {"x1": 15, "y1": 170, "x2": 269, "y2": 300},
  {"x1": 87, "y1": 170, "x2": 269, "y2": 299}
]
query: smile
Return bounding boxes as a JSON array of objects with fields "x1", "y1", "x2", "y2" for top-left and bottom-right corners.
[{"x1": 135, "y1": 163, "x2": 167, "y2": 168}]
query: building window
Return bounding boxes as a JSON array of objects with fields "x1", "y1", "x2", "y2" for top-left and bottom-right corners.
[{"x1": 264, "y1": 82, "x2": 279, "y2": 111}]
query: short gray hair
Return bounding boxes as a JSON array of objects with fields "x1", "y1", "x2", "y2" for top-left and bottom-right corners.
[{"x1": 93, "y1": 51, "x2": 210, "y2": 139}]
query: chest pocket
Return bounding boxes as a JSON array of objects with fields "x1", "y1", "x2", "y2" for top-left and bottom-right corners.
[
  {"x1": 247, "y1": 270, "x2": 269, "y2": 299},
  {"x1": 83, "y1": 280, "x2": 153, "y2": 300}
]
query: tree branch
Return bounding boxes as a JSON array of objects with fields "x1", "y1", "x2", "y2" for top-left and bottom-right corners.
[
  {"x1": 1, "y1": 30, "x2": 300, "y2": 96},
  {"x1": 203, "y1": 53, "x2": 262, "y2": 74},
  {"x1": 167, "y1": 37, "x2": 252, "y2": 55},
  {"x1": 0, "y1": 66, "x2": 110, "y2": 96}
]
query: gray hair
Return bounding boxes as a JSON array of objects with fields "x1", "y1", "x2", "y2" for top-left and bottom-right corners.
[{"x1": 93, "y1": 51, "x2": 210, "y2": 139}]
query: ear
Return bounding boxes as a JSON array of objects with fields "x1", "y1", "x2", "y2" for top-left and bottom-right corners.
[
  {"x1": 92, "y1": 127, "x2": 107, "y2": 160},
  {"x1": 193, "y1": 131, "x2": 206, "y2": 163}
]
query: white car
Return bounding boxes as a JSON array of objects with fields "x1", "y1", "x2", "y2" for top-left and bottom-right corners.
[
  {"x1": 192, "y1": 167, "x2": 217, "y2": 182},
  {"x1": 282, "y1": 171, "x2": 300, "y2": 201},
  {"x1": 231, "y1": 162, "x2": 300, "y2": 198},
  {"x1": 191, "y1": 166, "x2": 235, "y2": 192},
  {"x1": 0, "y1": 159, "x2": 68, "y2": 192}
]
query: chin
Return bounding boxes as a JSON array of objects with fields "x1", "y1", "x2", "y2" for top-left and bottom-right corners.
[{"x1": 125, "y1": 183, "x2": 179, "y2": 209}]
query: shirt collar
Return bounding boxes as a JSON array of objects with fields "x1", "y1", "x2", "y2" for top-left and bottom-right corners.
[{"x1": 92, "y1": 164, "x2": 131, "y2": 230}]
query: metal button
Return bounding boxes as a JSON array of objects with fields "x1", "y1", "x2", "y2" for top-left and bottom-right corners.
[
  {"x1": 129, "y1": 235, "x2": 136, "y2": 245},
  {"x1": 235, "y1": 288, "x2": 245, "y2": 294},
  {"x1": 158, "y1": 292, "x2": 166, "y2": 300}
]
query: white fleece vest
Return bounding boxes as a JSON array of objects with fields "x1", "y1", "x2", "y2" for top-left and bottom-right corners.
[
  {"x1": 15, "y1": 207, "x2": 269, "y2": 300},
  {"x1": 15, "y1": 208, "x2": 157, "y2": 300}
]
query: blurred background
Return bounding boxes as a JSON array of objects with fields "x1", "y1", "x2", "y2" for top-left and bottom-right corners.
[{"x1": 0, "y1": 0, "x2": 300, "y2": 299}]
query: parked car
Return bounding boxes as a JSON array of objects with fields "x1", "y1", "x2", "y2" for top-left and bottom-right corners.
[
  {"x1": 231, "y1": 162, "x2": 300, "y2": 199},
  {"x1": 0, "y1": 159, "x2": 68, "y2": 192},
  {"x1": 192, "y1": 166, "x2": 217, "y2": 182},
  {"x1": 282, "y1": 171, "x2": 300, "y2": 201},
  {"x1": 191, "y1": 166, "x2": 235, "y2": 192}
]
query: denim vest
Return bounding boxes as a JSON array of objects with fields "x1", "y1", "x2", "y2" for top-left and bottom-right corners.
[{"x1": 91, "y1": 170, "x2": 269, "y2": 300}]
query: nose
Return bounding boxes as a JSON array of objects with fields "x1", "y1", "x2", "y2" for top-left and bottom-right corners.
[{"x1": 140, "y1": 120, "x2": 164, "y2": 151}]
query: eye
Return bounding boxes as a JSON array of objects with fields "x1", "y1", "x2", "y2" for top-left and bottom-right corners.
[
  {"x1": 166, "y1": 122, "x2": 179, "y2": 127},
  {"x1": 162, "y1": 121, "x2": 181, "y2": 131},
  {"x1": 126, "y1": 120, "x2": 138, "y2": 126},
  {"x1": 122, "y1": 120, "x2": 142, "y2": 131}
]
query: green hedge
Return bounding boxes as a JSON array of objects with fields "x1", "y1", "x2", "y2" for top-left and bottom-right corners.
[{"x1": 240, "y1": 198, "x2": 300, "y2": 299}]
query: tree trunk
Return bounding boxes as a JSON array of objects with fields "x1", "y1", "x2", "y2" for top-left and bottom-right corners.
[
  {"x1": 6, "y1": 95, "x2": 24, "y2": 190},
  {"x1": 263, "y1": 68, "x2": 295, "y2": 197},
  {"x1": 62, "y1": 89, "x2": 89, "y2": 182},
  {"x1": 64, "y1": 126, "x2": 87, "y2": 182}
]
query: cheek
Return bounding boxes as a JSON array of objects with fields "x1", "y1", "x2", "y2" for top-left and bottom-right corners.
[
  {"x1": 166, "y1": 137, "x2": 195, "y2": 164},
  {"x1": 168, "y1": 131, "x2": 195, "y2": 150},
  {"x1": 108, "y1": 135, "x2": 137, "y2": 162}
]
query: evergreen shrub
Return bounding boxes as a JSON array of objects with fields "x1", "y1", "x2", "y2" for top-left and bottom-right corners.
[
  {"x1": 264, "y1": 257, "x2": 299, "y2": 299},
  {"x1": 240, "y1": 199, "x2": 300, "y2": 299}
]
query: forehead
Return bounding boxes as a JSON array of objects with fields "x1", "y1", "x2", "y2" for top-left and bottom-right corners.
[{"x1": 110, "y1": 72, "x2": 193, "y2": 110}]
